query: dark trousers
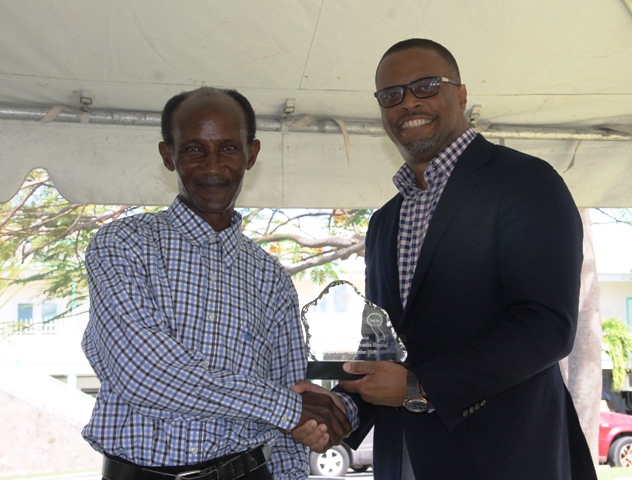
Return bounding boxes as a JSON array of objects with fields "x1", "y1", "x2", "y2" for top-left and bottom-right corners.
[
  {"x1": 101, "y1": 467, "x2": 271, "y2": 480},
  {"x1": 102, "y1": 451, "x2": 273, "y2": 480}
]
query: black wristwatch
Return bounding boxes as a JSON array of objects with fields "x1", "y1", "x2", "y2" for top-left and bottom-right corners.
[{"x1": 403, "y1": 370, "x2": 430, "y2": 413}]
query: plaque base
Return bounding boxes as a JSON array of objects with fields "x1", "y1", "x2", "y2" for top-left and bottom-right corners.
[{"x1": 305, "y1": 361, "x2": 365, "y2": 380}]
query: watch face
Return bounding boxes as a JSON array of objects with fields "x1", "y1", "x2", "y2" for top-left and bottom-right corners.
[{"x1": 404, "y1": 398, "x2": 429, "y2": 413}]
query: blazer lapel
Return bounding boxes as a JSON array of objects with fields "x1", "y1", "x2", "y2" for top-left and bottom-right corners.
[
  {"x1": 401, "y1": 135, "x2": 494, "y2": 323},
  {"x1": 381, "y1": 196, "x2": 405, "y2": 322}
]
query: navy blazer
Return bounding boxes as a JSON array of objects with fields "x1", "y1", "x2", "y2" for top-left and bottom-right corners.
[{"x1": 341, "y1": 135, "x2": 596, "y2": 480}]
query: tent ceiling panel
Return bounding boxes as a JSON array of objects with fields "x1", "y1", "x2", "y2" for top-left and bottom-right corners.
[
  {"x1": 1, "y1": 121, "x2": 631, "y2": 208},
  {"x1": 0, "y1": 0, "x2": 631, "y2": 206}
]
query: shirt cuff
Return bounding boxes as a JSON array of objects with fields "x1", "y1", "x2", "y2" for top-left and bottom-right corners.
[{"x1": 333, "y1": 391, "x2": 359, "y2": 430}]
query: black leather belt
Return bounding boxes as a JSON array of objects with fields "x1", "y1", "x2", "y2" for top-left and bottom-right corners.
[{"x1": 103, "y1": 445, "x2": 271, "y2": 480}]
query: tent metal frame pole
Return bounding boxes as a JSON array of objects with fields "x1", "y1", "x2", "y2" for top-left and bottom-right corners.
[{"x1": 0, "y1": 105, "x2": 631, "y2": 141}]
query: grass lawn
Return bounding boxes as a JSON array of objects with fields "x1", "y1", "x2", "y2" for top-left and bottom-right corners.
[{"x1": 599, "y1": 466, "x2": 632, "y2": 480}]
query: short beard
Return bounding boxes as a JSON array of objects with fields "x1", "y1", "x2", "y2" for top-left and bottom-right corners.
[{"x1": 402, "y1": 137, "x2": 436, "y2": 156}]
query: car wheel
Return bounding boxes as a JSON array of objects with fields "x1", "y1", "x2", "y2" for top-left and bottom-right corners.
[
  {"x1": 608, "y1": 436, "x2": 632, "y2": 467},
  {"x1": 309, "y1": 445, "x2": 350, "y2": 477}
]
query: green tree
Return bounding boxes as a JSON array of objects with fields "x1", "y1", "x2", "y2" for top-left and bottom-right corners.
[
  {"x1": 602, "y1": 317, "x2": 632, "y2": 391},
  {"x1": 0, "y1": 170, "x2": 158, "y2": 331},
  {"x1": 0, "y1": 170, "x2": 371, "y2": 336}
]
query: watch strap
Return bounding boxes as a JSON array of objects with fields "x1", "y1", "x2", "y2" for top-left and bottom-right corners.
[
  {"x1": 407, "y1": 370, "x2": 422, "y2": 398},
  {"x1": 403, "y1": 370, "x2": 429, "y2": 413}
]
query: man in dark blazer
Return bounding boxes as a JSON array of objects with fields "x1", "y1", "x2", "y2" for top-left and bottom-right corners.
[{"x1": 293, "y1": 38, "x2": 597, "y2": 480}]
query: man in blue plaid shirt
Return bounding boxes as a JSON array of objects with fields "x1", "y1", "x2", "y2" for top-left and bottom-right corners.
[{"x1": 82, "y1": 87, "x2": 350, "y2": 480}]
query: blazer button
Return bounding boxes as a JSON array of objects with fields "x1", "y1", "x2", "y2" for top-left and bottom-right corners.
[
  {"x1": 481, "y1": 400, "x2": 486, "y2": 407},
  {"x1": 475, "y1": 403, "x2": 480, "y2": 410},
  {"x1": 462, "y1": 409, "x2": 469, "y2": 417},
  {"x1": 469, "y1": 406, "x2": 475, "y2": 414}
]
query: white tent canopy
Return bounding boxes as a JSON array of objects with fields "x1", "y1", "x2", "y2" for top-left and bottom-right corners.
[{"x1": 1, "y1": 0, "x2": 631, "y2": 208}]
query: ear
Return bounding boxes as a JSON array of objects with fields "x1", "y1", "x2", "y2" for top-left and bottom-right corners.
[
  {"x1": 159, "y1": 142, "x2": 175, "y2": 172},
  {"x1": 458, "y1": 84, "x2": 468, "y2": 113},
  {"x1": 246, "y1": 139, "x2": 261, "y2": 171}
]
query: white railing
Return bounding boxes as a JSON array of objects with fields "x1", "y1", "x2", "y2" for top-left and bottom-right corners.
[{"x1": 1, "y1": 316, "x2": 87, "y2": 337}]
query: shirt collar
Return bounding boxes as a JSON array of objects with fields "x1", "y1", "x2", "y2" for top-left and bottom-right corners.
[
  {"x1": 393, "y1": 128, "x2": 477, "y2": 196},
  {"x1": 167, "y1": 197, "x2": 243, "y2": 265}
]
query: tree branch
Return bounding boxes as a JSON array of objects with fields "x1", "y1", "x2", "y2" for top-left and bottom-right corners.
[
  {"x1": 286, "y1": 240, "x2": 365, "y2": 275},
  {"x1": 255, "y1": 233, "x2": 362, "y2": 249}
]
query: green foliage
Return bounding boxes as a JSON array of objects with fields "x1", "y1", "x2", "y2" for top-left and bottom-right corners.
[
  {"x1": 602, "y1": 317, "x2": 632, "y2": 391},
  {"x1": 308, "y1": 263, "x2": 340, "y2": 286},
  {"x1": 0, "y1": 169, "x2": 159, "y2": 324}
]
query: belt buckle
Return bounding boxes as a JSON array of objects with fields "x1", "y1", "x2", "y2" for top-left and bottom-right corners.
[{"x1": 175, "y1": 470, "x2": 202, "y2": 480}]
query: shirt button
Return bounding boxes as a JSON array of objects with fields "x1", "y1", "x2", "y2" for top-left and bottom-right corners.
[
  {"x1": 203, "y1": 361, "x2": 209, "y2": 369},
  {"x1": 209, "y1": 275, "x2": 217, "y2": 282},
  {"x1": 190, "y1": 448, "x2": 198, "y2": 454},
  {"x1": 209, "y1": 313, "x2": 215, "y2": 321},
  {"x1": 281, "y1": 415, "x2": 288, "y2": 423}
]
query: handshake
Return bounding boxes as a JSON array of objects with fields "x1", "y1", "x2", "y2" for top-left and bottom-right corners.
[
  {"x1": 287, "y1": 361, "x2": 408, "y2": 452},
  {"x1": 288, "y1": 380, "x2": 352, "y2": 453}
]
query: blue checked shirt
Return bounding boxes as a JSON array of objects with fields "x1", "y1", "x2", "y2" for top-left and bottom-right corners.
[
  {"x1": 81, "y1": 197, "x2": 309, "y2": 478},
  {"x1": 395, "y1": 128, "x2": 477, "y2": 307}
]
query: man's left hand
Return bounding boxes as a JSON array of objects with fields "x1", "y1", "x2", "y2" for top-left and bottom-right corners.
[{"x1": 339, "y1": 361, "x2": 408, "y2": 407}]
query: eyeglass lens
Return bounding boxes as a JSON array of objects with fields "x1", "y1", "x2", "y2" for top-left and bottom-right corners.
[{"x1": 377, "y1": 77, "x2": 441, "y2": 107}]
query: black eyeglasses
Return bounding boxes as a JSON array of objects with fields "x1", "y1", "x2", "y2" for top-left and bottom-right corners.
[{"x1": 374, "y1": 76, "x2": 461, "y2": 108}]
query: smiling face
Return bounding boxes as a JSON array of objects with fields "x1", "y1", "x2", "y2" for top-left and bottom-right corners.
[
  {"x1": 159, "y1": 91, "x2": 260, "y2": 231},
  {"x1": 376, "y1": 47, "x2": 469, "y2": 171}
]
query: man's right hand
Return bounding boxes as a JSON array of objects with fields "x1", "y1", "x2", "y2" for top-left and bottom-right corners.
[{"x1": 290, "y1": 381, "x2": 352, "y2": 452}]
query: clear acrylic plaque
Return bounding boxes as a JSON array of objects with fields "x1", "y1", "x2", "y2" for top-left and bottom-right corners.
[{"x1": 301, "y1": 280, "x2": 407, "y2": 380}]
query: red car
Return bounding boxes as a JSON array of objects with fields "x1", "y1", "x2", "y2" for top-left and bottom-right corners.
[{"x1": 600, "y1": 410, "x2": 632, "y2": 466}]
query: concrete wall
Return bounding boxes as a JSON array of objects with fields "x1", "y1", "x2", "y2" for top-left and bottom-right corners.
[{"x1": 0, "y1": 362, "x2": 101, "y2": 475}]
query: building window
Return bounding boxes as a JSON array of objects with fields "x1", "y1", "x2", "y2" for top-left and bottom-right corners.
[
  {"x1": 41, "y1": 302, "x2": 58, "y2": 333},
  {"x1": 14, "y1": 301, "x2": 60, "y2": 335},
  {"x1": 17, "y1": 303, "x2": 34, "y2": 333}
]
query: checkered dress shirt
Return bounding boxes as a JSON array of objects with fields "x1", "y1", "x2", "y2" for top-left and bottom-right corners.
[
  {"x1": 394, "y1": 128, "x2": 477, "y2": 307},
  {"x1": 81, "y1": 197, "x2": 308, "y2": 478}
]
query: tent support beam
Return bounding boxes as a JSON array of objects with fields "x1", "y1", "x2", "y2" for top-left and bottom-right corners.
[{"x1": 0, "y1": 105, "x2": 631, "y2": 141}]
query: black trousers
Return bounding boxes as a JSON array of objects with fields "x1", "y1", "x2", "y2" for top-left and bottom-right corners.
[
  {"x1": 101, "y1": 466, "x2": 271, "y2": 480},
  {"x1": 102, "y1": 452, "x2": 273, "y2": 480}
]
